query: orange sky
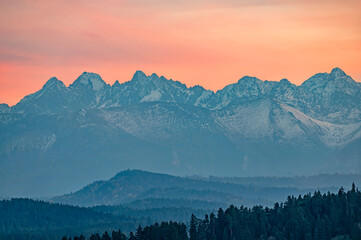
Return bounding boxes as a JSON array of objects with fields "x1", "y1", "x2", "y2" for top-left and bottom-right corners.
[{"x1": 0, "y1": 0, "x2": 360, "y2": 106}]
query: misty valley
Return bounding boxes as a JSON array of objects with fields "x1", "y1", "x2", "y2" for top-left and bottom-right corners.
[{"x1": 1, "y1": 170, "x2": 361, "y2": 239}]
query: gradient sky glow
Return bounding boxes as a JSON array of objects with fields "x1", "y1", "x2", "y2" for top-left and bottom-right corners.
[{"x1": 0, "y1": 0, "x2": 360, "y2": 106}]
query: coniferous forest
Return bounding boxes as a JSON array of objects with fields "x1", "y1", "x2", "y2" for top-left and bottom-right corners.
[{"x1": 62, "y1": 185, "x2": 361, "y2": 240}]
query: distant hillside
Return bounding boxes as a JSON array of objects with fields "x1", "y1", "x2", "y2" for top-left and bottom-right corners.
[
  {"x1": 0, "y1": 198, "x2": 142, "y2": 240},
  {"x1": 52, "y1": 170, "x2": 345, "y2": 208},
  {"x1": 204, "y1": 173, "x2": 361, "y2": 189},
  {"x1": 0, "y1": 198, "x2": 215, "y2": 240},
  {"x1": 91, "y1": 205, "x2": 208, "y2": 223},
  {"x1": 124, "y1": 198, "x2": 224, "y2": 210}
]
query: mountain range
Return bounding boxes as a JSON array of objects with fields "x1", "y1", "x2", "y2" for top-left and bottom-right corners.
[{"x1": 1, "y1": 67, "x2": 361, "y2": 197}]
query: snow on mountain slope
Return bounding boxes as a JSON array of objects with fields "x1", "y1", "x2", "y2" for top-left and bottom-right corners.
[
  {"x1": 5, "y1": 132, "x2": 56, "y2": 153},
  {"x1": 213, "y1": 100, "x2": 311, "y2": 145},
  {"x1": 71, "y1": 72, "x2": 107, "y2": 91},
  {"x1": 12, "y1": 77, "x2": 71, "y2": 113},
  {"x1": 140, "y1": 90, "x2": 162, "y2": 102},
  {"x1": 206, "y1": 76, "x2": 269, "y2": 109},
  {"x1": 300, "y1": 67, "x2": 361, "y2": 123},
  {"x1": 281, "y1": 104, "x2": 361, "y2": 148},
  {"x1": 194, "y1": 89, "x2": 213, "y2": 107},
  {"x1": 69, "y1": 72, "x2": 111, "y2": 106},
  {"x1": 102, "y1": 103, "x2": 215, "y2": 141},
  {"x1": 102, "y1": 71, "x2": 212, "y2": 107}
]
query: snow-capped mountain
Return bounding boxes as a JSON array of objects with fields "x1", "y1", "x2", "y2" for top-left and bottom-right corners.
[
  {"x1": 101, "y1": 71, "x2": 213, "y2": 107},
  {"x1": 1, "y1": 68, "x2": 360, "y2": 197},
  {"x1": 12, "y1": 77, "x2": 71, "y2": 113},
  {"x1": 11, "y1": 67, "x2": 360, "y2": 124},
  {"x1": 300, "y1": 67, "x2": 361, "y2": 123}
]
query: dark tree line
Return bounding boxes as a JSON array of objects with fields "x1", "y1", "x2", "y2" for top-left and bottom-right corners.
[
  {"x1": 64, "y1": 184, "x2": 361, "y2": 240},
  {"x1": 62, "y1": 230, "x2": 127, "y2": 240},
  {"x1": 0, "y1": 198, "x2": 143, "y2": 240},
  {"x1": 63, "y1": 222, "x2": 187, "y2": 240}
]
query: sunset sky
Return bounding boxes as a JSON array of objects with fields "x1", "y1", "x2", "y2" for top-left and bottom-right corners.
[{"x1": 0, "y1": 0, "x2": 360, "y2": 106}]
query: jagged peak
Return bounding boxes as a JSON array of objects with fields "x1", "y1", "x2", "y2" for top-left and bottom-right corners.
[
  {"x1": 190, "y1": 85, "x2": 206, "y2": 91},
  {"x1": 0, "y1": 103, "x2": 10, "y2": 113},
  {"x1": 43, "y1": 77, "x2": 65, "y2": 89},
  {"x1": 130, "y1": 71, "x2": 185, "y2": 90},
  {"x1": 79, "y1": 71, "x2": 102, "y2": 78},
  {"x1": 300, "y1": 67, "x2": 358, "y2": 93},
  {"x1": 151, "y1": 73, "x2": 159, "y2": 78},
  {"x1": 301, "y1": 73, "x2": 327, "y2": 87},
  {"x1": 10, "y1": 68, "x2": 359, "y2": 111},
  {"x1": 47, "y1": 76, "x2": 59, "y2": 81},
  {"x1": 132, "y1": 70, "x2": 147, "y2": 81},
  {"x1": 0, "y1": 103, "x2": 9, "y2": 107},
  {"x1": 44, "y1": 77, "x2": 63, "y2": 87},
  {"x1": 279, "y1": 78, "x2": 291, "y2": 85},
  {"x1": 131, "y1": 71, "x2": 164, "y2": 83},
  {"x1": 160, "y1": 76, "x2": 168, "y2": 81},
  {"x1": 112, "y1": 80, "x2": 121, "y2": 88},
  {"x1": 237, "y1": 76, "x2": 262, "y2": 83},
  {"x1": 72, "y1": 72, "x2": 106, "y2": 91},
  {"x1": 330, "y1": 67, "x2": 346, "y2": 77}
]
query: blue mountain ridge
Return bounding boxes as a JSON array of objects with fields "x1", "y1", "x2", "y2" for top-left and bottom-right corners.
[{"x1": 1, "y1": 68, "x2": 360, "y2": 197}]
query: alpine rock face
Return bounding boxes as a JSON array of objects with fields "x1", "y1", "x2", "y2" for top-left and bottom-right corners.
[{"x1": 1, "y1": 68, "x2": 360, "y2": 197}]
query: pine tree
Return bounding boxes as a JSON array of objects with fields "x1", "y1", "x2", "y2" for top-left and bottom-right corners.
[
  {"x1": 129, "y1": 232, "x2": 137, "y2": 240},
  {"x1": 102, "y1": 231, "x2": 111, "y2": 240},
  {"x1": 189, "y1": 214, "x2": 198, "y2": 240},
  {"x1": 90, "y1": 233, "x2": 101, "y2": 240}
]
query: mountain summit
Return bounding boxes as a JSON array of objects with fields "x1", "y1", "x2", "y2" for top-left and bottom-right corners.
[
  {"x1": 71, "y1": 72, "x2": 107, "y2": 91},
  {"x1": 330, "y1": 67, "x2": 347, "y2": 77}
]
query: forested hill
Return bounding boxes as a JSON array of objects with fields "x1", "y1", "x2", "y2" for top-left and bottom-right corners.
[
  {"x1": 0, "y1": 198, "x2": 208, "y2": 240},
  {"x1": 0, "y1": 199, "x2": 144, "y2": 240},
  {"x1": 67, "y1": 185, "x2": 361, "y2": 240},
  {"x1": 52, "y1": 170, "x2": 360, "y2": 208},
  {"x1": 2, "y1": 185, "x2": 361, "y2": 240}
]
